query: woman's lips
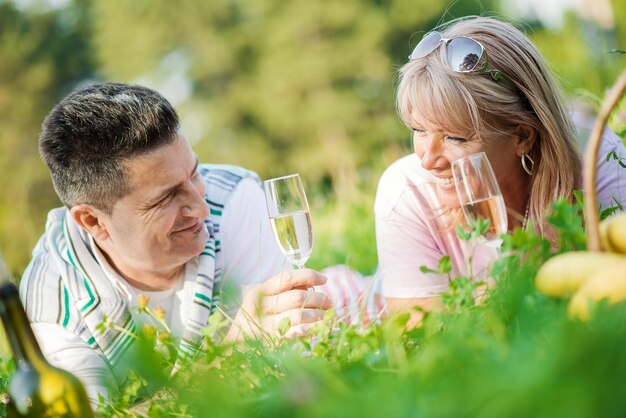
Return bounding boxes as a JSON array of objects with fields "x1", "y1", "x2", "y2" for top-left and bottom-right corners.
[{"x1": 433, "y1": 176, "x2": 455, "y2": 189}]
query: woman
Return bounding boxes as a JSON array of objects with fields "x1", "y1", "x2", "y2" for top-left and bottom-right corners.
[{"x1": 375, "y1": 16, "x2": 626, "y2": 324}]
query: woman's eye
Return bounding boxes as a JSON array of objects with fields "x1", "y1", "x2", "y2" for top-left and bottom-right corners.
[
  {"x1": 412, "y1": 128, "x2": 427, "y2": 136},
  {"x1": 445, "y1": 135, "x2": 467, "y2": 144}
]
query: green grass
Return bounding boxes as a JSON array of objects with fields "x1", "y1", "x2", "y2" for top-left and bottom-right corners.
[
  {"x1": 84, "y1": 198, "x2": 626, "y2": 418},
  {"x1": 3, "y1": 176, "x2": 626, "y2": 418}
]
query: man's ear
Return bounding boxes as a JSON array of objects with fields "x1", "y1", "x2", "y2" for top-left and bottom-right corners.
[
  {"x1": 514, "y1": 124, "x2": 537, "y2": 157},
  {"x1": 70, "y1": 204, "x2": 110, "y2": 241}
]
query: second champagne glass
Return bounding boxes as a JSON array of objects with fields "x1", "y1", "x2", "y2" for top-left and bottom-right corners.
[
  {"x1": 263, "y1": 174, "x2": 313, "y2": 269},
  {"x1": 452, "y1": 152, "x2": 507, "y2": 248}
]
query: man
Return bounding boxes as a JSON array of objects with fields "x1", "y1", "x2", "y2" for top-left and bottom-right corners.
[{"x1": 20, "y1": 82, "x2": 331, "y2": 403}]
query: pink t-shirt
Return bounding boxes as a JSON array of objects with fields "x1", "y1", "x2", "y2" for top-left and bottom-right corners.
[
  {"x1": 375, "y1": 128, "x2": 626, "y2": 299},
  {"x1": 374, "y1": 154, "x2": 497, "y2": 299}
]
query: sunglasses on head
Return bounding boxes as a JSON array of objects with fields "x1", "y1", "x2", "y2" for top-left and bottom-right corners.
[{"x1": 409, "y1": 31, "x2": 510, "y2": 85}]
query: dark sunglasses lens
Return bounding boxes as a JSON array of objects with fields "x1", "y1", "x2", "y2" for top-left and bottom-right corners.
[
  {"x1": 409, "y1": 32, "x2": 442, "y2": 60},
  {"x1": 446, "y1": 37, "x2": 484, "y2": 72}
]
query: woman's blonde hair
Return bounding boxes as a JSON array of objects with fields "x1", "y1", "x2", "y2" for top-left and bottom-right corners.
[{"x1": 396, "y1": 16, "x2": 581, "y2": 237}]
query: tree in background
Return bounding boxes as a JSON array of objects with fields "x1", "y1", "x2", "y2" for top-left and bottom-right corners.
[
  {"x1": 0, "y1": 0, "x2": 94, "y2": 275},
  {"x1": 90, "y1": 0, "x2": 496, "y2": 187},
  {"x1": 529, "y1": 0, "x2": 626, "y2": 97}
]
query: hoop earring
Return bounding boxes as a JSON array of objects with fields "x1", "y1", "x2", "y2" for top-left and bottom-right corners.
[{"x1": 521, "y1": 153, "x2": 535, "y2": 176}]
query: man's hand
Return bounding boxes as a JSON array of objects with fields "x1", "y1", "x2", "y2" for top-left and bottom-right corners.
[{"x1": 226, "y1": 269, "x2": 332, "y2": 342}]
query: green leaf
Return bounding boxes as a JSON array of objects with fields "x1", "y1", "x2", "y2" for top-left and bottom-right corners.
[
  {"x1": 420, "y1": 255, "x2": 452, "y2": 275},
  {"x1": 420, "y1": 265, "x2": 437, "y2": 274},
  {"x1": 298, "y1": 338, "x2": 312, "y2": 352},
  {"x1": 474, "y1": 217, "x2": 490, "y2": 236},
  {"x1": 456, "y1": 225, "x2": 472, "y2": 241},
  {"x1": 607, "y1": 150, "x2": 617, "y2": 162},
  {"x1": 394, "y1": 312, "x2": 411, "y2": 327},
  {"x1": 600, "y1": 205, "x2": 620, "y2": 219},
  {"x1": 438, "y1": 255, "x2": 452, "y2": 274},
  {"x1": 323, "y1": 308, "x2": 337, "y2": 323},
  {"x1": 277, "y1": 317, "x2": 291, "y2": 337}
]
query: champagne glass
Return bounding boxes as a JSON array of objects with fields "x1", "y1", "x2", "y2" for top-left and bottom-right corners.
[
  {"x1": 263, "y1": 174, "x2": 313, "y2": 269},
  {"x1": 452, "y1": 152, "x2": 507, "y2": 248}
]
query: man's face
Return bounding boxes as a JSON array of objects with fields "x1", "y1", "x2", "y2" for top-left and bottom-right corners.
[{"x1": 99, "y1": 133, "x2": 209, "y2": 278}]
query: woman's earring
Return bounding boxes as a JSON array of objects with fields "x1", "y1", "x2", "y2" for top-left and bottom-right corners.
[{"x1": 521, "y1": 153, "x2": 535, "y2": 176}]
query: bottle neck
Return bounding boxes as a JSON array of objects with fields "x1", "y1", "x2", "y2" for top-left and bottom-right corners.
[{"x1": 0, "y1": 283, "x2": 46, "y2": 368}]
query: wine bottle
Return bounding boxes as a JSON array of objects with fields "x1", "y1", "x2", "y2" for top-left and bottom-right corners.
[{"x1": 0, "y1": 282, "x2": 94, "y2": 417}]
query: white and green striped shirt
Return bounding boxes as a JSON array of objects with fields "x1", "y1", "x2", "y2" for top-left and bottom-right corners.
[{"x1": 20, "y1": 164, "x2": 290, "y2": 404}]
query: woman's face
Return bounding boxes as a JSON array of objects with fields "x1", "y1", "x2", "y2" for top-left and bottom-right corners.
[{"x1": 410, "y1": 112, "x2": 524, "y2": 206}]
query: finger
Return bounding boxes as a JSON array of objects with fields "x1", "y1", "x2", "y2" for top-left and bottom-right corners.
[
  {"x1": 260, "y1": 269, "x2": 327, "y2": 296},
  {"x1": 263, "y1": 289, "x2": 333, "y2": 314},
  {"x1": 283, "y1": 322, "x2": 319, "y2": 339},
  {"x1": 274, "y1": 308, "x2": 326, "y2": 327}
]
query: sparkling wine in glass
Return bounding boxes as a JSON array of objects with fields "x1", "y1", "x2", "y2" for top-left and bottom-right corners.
[
  {"x1": 263, "y1": 174, "x2": 313, "y2": 268},
  {"x1": 452, "y1": 152, "x2": 507, "y2": 248}
]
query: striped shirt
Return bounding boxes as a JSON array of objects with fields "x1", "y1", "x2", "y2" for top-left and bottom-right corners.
[{"x1": 20, "y1": 164, "x2": 290, "y2": 403}]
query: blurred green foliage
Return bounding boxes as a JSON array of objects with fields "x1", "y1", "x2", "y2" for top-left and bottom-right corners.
[
  {"x1": 0, "y1": 0, "x2": 625, "y2": 278},
  {"x1": 0, "y1": 0, "x2": 93, "y2": 276}
]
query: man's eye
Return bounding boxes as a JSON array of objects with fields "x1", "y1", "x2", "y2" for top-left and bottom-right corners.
[{"x1": 154, "y1": 192, "x2": 175, "y2": 207}]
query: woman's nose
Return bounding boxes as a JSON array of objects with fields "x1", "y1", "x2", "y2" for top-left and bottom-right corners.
[{"x1": 415, "y1": 136, "x2": 442, "y2": 171}]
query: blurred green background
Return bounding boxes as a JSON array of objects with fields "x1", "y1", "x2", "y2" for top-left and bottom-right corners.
[{"x1": 0, "y1": 0, "x2": 625, "y2": 278}]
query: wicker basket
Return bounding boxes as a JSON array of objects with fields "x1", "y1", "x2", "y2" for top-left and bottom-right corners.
[{"x1": 584, "y1": 69, "x2": 626, "y2": 251}]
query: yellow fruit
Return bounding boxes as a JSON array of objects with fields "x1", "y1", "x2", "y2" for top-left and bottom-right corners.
[
  {"x1": 568, "y1": 265, "x2": 626, "y2": 320},
  {"x1": 535, "y1": 251, "x2": 626, "y2": 298},
  {"x1": 599, "y1": 219, "x2": 615, "y2": 252},
  {"x1": 599, "y1": 212, "x2": 626, "y2": 254}
]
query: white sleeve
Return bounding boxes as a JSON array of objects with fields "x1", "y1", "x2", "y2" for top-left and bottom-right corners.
[
  {"x1": 32, "y1": 322, "x2": 117, "y2": 408},
  {"x1": 220, "y1": 177, "x2": 292, "y2": 290}
]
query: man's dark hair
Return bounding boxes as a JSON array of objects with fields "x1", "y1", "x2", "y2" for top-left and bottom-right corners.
[{"x1": 39, "y1": 82, "x2": 180, "y2": 213}]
